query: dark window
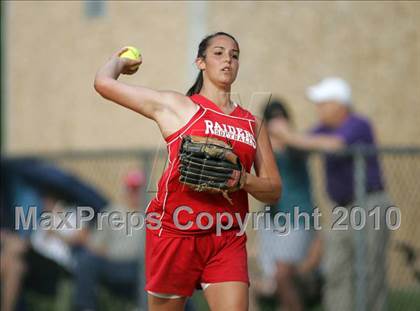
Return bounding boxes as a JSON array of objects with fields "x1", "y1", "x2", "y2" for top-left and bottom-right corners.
[{"x1": 85, "y1": 0, "x2": 106, "y2": 18}]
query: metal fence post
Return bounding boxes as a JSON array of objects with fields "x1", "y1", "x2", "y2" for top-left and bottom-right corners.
[
  {"x1": 354, "y1": 148, "x2": 367, "y2": 311},
  {"x1": 138, "y1": 152, "x2": 152, "y2": 311}
]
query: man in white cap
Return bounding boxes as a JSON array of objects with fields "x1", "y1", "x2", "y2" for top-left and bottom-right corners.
[{"x1": 269, "y1": 77, "x2": 390, "y2": 311}]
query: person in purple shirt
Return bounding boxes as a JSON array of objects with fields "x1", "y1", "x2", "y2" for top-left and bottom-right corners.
[
  {"x1": 269, "y1": 77, "x2": 391, "y2": 311},
  {"x1": 311, "y1": 113, "x2": 384, "y2": 206}
]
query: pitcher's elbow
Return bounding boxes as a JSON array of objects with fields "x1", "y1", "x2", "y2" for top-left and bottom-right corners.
[
  {"x1": 273, "y1": 185, "x2": 282, "y2": 204},
  {"x1": 94, "y1": 77, "x2": 111, "y2": 99},
  {"x1": 273, "y1": 190, "x2": 281, "y2": 204},
  {"x1": 94, "y1": 77, "x2": 103, "y2": 92},
  {"x1": 265, "y1": 183, "x2": 282, "y2": 205}
]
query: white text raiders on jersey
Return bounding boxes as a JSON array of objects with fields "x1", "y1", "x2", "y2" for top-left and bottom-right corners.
[{"x1": 204, "y1": 119, "x2": 256, "y2": 148}]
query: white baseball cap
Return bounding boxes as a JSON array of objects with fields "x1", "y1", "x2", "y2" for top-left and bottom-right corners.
[{"x1": 306, "y1": 77, "x2": 352, "y2": 105}]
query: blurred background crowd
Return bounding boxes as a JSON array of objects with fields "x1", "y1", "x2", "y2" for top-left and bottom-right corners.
[{"x1": 1, "y1": 1, "x2": 419, "y2": 311}]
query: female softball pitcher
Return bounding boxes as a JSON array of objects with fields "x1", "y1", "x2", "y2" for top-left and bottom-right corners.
[{"x1": 94, "y1": 32, "x2": 281, "y2": 311}]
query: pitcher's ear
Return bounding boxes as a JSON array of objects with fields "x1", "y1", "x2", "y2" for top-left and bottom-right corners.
[{"x1": 195, "y1": 57, "x2": 206, "y2": 71}]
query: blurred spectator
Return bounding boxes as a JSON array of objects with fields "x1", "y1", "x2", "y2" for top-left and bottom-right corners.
[
  {"x1": 1, "y1": 192, "x2": 81, "y2": 311},
  {"x1": 1, "y1": 157, "x2": 106, "y2": 311},
  {"x1": 72, "y1": 170, "x2": 146, "y2": 311},
  {"x1": 271, "y1": 77, "x2": 391, "y2": 311},
  {"x1": 256, "y1": 99, "x2": 323, "y2": 311},
  {"x1": 1, "y1": 230, "x2": 28, "y2": 311},
  {"x1": 1, "y1": 165, "x2": 43, "y2": 311}
]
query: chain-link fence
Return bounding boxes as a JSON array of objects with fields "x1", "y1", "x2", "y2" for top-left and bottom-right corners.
[
  {"x1": 2, "y1": 147, "x2": 420, "y2": 310},
  {"x1": 373, "y1": 149, "x2": 420, "y2": 311},
  {"x1": 249, "y1": 147, "x2": 420, "y2": 311}
]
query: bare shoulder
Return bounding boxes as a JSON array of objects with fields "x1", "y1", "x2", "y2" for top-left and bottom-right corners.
[
  {"x1": 254, "y1": 116, "x2": 262, "y2": 126},
  {"x1": 253, "y1": 116, "x2": 263, "y2": 134},
  {"x1": 154, "y1": 91, "x2": 199, "y2": 138},
  {"x1": 254, "y1": 116, "x2": 272, "y2": 145},
  {"x1": 160, "y1": 91, "x2": 197, "y2": 113}
]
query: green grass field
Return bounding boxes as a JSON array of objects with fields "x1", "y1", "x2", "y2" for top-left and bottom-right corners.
[{"x1": 24, "y1": 280, "x2": 420, "y2": 311}]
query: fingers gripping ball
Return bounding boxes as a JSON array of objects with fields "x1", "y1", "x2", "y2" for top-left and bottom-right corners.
[
  {"x1": 120, "y1": 46, "x2": 141, "y2": 61},
  {"x1": 178, "y1": 135, "x2": 247, "y2": 205}
]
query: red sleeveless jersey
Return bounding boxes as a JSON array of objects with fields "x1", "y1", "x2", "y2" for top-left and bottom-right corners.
[{"x1": 146, "y1": 94, "x2": 257, "y2": 236}]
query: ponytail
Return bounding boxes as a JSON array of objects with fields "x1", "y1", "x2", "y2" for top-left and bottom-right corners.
[{"x1": 186, "y1": 71, "x2": 204, "y2": 96}]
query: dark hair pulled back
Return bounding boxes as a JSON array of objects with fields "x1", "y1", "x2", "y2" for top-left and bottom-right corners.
[{"x1": 186, "y1": 32, "x2": 239, "y2": 96}]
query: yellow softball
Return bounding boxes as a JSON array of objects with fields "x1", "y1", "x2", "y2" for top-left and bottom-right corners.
[{"x1": 120, "y1": 46, "x2": 141, "y2": 61}]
